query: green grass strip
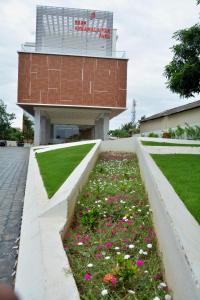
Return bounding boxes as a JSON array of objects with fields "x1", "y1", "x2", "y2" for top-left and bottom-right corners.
[
  {"x1": 36, "y1": 143, "x2": 95, "y2": 198},
  {"x1": 151, "y1": 154, "x2": 200, "y2": 224},
  {"x1": 141, "y1": 141, "x2": 200, "y2": 147}
]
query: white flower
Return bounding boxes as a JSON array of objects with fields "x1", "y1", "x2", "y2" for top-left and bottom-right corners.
[
  {"x1": 115, "y1": 247, "x2": 120, "y2": 250},
  {"x1": 158, "y1": 282, "x2": 167, "y2": 289},
  {"x1": 143, "y1": 251, "x2": 148, "y2": 255},
  {"x1": 138, "y1": 209, "x2": 142, "y2": 212},
  {"x1": 105, "y1": 256, "x2": 110, "y2": 260},
  {"x1": 139, "y1": 249, "x2": 143, "y2": 254},
  {"x1": 128, "y1": 290, "x2": 135, "y2": 294},
  {"x1": 116, "y1": 252, "x2": 121, "y2": 255},
  {"x1": 124, "y1": 255, "x2": 130, "y2": 260},
  {"x1": 128, "y1": 244, "x2": 135, "y2": 249},
  {"x1": 144, "y1": 270, "x2": 148, "y2": 273},
  {"x1": 101, "y1": 289, "x2": 108, "y2": 296},
  {"x1": 77, "y1": 242, "x2": 83, "y2": 246},
  {"x1": 153, "y1": 297, "x2": 160, "y2": 300},
  {"x1": 165, "y1": 295, "x2": 172, "y2": 300},
  {"x1": 87, "y1": 263, "x2": 93, "y2": 268},
  {"x1": 147, "y1": 243, "x2": 152, "y2": 249}
]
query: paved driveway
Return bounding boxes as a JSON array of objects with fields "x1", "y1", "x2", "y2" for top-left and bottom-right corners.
[{"x1": 0, "y1": 147, "x2": 30, "y2": 287}]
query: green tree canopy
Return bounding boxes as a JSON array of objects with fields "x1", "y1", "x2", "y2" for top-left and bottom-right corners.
[
  {"x1": 0, "y1": 99, "x2": 15, "y2": 139},
  {"x1": 23, "y1": 113, "x2": 34, "y2": 141},
  {"x1": 165, "y1": 24, "x2": 200, "y2": 98},
  {"x1": 165, "y1": 1, "x2": 200, "y2": 98}
]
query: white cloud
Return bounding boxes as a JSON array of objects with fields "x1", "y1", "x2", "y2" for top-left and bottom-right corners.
[{"x1": 0, "y1": 0, "x2": 199, "y2": 129}]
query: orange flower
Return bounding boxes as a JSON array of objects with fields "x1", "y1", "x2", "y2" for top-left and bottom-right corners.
[{"x1": 103, "y1": 273, "x2": 117, "y2": 285}]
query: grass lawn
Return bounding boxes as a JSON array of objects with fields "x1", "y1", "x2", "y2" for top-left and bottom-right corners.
[
  {"x1": 63, "y1": 153, "x2": 171, "y2": 300},
  {"x1": 141, "y1": 141, "x2": 200, "y2": 147},
  {"x1": 36, "y1": 143, "x2": 95, "y2": 198},
  {"x1": 151, "y1": 154, "x2": 200, "y2": 224}
]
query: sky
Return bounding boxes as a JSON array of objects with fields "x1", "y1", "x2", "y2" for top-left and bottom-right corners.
[{"x1": 0, "y1": 0, "x2": 199, "y2": 129}]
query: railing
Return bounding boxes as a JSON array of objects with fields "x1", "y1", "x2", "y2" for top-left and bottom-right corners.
[{"x1": 20, "y1": 43, "x2": 126, "y2": 59}]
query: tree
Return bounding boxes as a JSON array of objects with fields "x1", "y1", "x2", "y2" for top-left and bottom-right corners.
[
  {"x1": 164, "y1": 2, "x2": 200, "y2": 98},
  {"x1": 108, "y1": 122, "x2": 140, "y2": 138},
  {"x1": 0, "y1": 99, "x2": 15, "y2": 139},
  {"x1": 22, "y1": 113, "x2": 34, "y2": 142}
]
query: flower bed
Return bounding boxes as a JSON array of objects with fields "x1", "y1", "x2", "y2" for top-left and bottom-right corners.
[{"x1": 63, "y1": 152, "x2": 172, "y2": 300}]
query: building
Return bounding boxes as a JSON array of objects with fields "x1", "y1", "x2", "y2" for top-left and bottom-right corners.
[
  {"x1": 140, "y1": 100, "x2": 200, "y2": 135},
  {"x1": 17, "y1": 6, "x2": 128, "y2": 145}
]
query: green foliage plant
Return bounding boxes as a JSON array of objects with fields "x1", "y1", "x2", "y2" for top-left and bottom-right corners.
[{"x1": 0, "y1": 99, "x2": 15, "y2": 139}]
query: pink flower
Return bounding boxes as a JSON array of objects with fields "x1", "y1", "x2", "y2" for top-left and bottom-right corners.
[
  {"x1": 96, "y1": 253, "x2": 102, "y2": 259},
  {"x1": 145, "y1": 236, "x2": 151, "y2": 243},
  {"x1": 111, "y1": 230, "x2": 116, "y2": 235},
  {"x1": 136, "y1": 259, "x2": 144, "y2": 267},
  {"x1": 75, "y1": 235, "x2": 81, "y2": 239},
  {"x1": 97, "y1": 244, "x2": 103, "y2": 250},
  {"x1": 84, "y1": 273, "x2": 92, "y2": 280},
  {"x1": 123, "y1": 238, "x2": 129, "y2": 244},
  {"x1": 111, "y1": 277, "x2": 117, "y2": 285},
  {"x1": 106, "y1": 242, "x2": 112, "y2": 249},
  {"x1": 105, "y1": 223, "x2": 112, "y2": 227},
  {"x1": 83, "y1": 235, "x2": 89, "y2": 241}
]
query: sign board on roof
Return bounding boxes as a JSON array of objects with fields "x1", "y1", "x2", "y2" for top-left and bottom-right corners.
[{"x1": 36, "y1": 6, "x2": 113, "y2": 56}]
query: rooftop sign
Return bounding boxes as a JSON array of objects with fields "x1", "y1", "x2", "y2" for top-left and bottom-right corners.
[{"x1": 36, "y1": 6, "x2": 113, "y2": 56}]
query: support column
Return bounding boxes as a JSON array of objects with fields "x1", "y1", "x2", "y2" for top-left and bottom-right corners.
[
  {"x1": 34, "y1": 109, "x2": 41, "y2": 146},
  {"x1": 40, "y1": 115, "x2": 51, "y2": 145},
  {"x1": 94, "y1": 113, "x2": 110, "y2": 140},
  {"x1": 103, "y1": 113, "x2": 110, "y2": 140}
]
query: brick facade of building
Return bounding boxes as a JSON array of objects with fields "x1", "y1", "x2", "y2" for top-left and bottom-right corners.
[{"x1": 18, "y1": 52, "x2": 127, "y2": 109}]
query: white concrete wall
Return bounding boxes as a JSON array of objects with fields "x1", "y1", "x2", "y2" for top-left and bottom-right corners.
[
  {"x1": 101, "y1": 137, "x2": 136, "y2": 152},
  {"x1": 140, "y1": 107, "x2": 200, "y2": 134},
  {"x1": 135, "y1": 139, "x2": 200, "y2": 300},
  {"x1": 15, "y1": 140, "x2": 101, "y2": 300},
  {"x1": 15, "y1": 137, "x2": 200, "y2": 300}
]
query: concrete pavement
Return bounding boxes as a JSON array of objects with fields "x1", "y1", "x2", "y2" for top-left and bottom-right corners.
[{"x1": 0, "y1": 147, "x2": 29, "y2": 287}]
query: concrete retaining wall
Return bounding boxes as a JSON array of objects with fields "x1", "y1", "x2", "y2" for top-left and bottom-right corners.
[
  {"x1": 15, "y1": 137, "x2": 200, "y2": 300},
  {"x1": 135, "y1": 139, "x2": 200, "y2": 300},
  {"x1": 101, "y1": 137, "x2": 136, "y2": 152},
  {"x1": 15, "y1": 140, "x2": 101, "y2": 300}
]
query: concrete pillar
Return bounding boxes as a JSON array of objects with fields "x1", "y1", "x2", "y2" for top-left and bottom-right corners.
[
  {"x1": 94, "y1": 114, "x2": 110, "y2": 140},
  {"x1": 40, "y1": 116, "x2": 51, "y2": 145},
  {"x1": 34, "y1": 109, "x2": 51, "y2": 146},
  {"x1": 103, "y1": 114, "x2": 109, "y2": 140},
  {"x1": 34, "y1": 109, "x2": 41, "y2": 146}
]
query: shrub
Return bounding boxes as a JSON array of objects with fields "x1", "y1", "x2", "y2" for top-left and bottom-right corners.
[
  {"x1": 162, "y1": 132, "x2": 171, "y2": 139},
  {"x1": 175, "y1": 125, "x2": 185, "y2": 139},
  {"x1": 148, "y1": 132, "x2": 159, "y2": 138}
]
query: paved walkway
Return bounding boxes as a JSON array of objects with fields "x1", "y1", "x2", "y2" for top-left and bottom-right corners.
[{"x1": 0, "y1": 147, "x2": 30, "y2": 287}]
